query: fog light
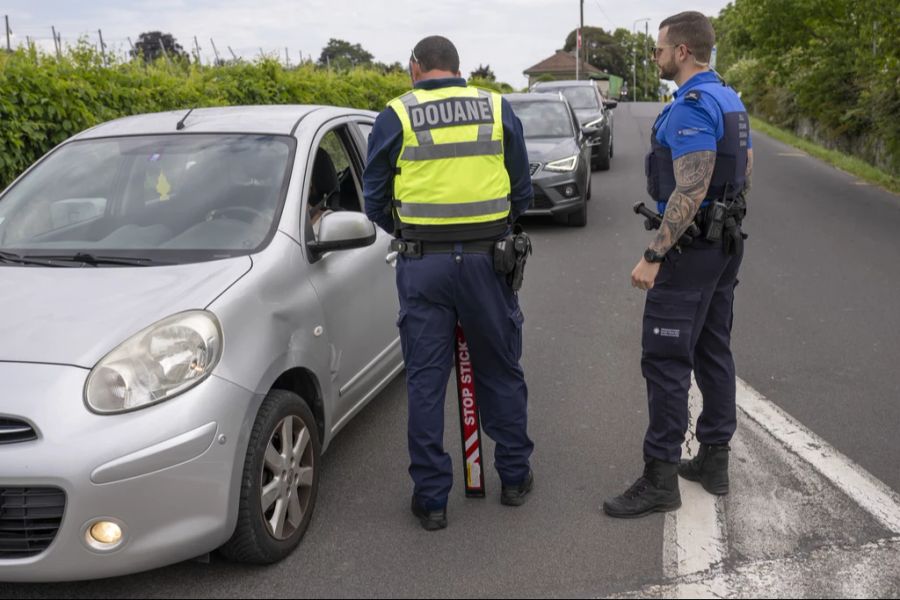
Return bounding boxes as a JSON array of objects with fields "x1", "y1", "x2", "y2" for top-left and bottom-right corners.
[
  {"x1": 84, "y1": 519, "x2": 125, "y2": 551},
  {"x1": 564, "y1": 185, "x2": 576, "y2": 197},
  {"x1": 91, "y1": 521, "x2": 122, "y2": 544}
]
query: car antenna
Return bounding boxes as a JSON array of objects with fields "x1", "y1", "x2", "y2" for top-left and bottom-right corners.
[{"x1": 176, "y1": 108, "x2": 195, "y2": 131}]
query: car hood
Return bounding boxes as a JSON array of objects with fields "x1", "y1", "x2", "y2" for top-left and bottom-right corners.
[
  {"x1": 525, "y1": 138, "x2": 580, "y2": 163},
  {"x1": 0, "y1": 257, "x2": 252, "y2": 367}
]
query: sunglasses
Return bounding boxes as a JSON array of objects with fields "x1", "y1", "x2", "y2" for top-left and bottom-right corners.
[{"x1": 651, "y1": 44, "x2": 679, "y2": 58}]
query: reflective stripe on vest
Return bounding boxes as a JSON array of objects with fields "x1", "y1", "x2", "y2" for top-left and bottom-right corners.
[
  {"x1": 388, "y1": 86, "x2": 511, "y2": 227},
  {"x1": 397, "y1": 196, "x2": 509, "y2": 218}
]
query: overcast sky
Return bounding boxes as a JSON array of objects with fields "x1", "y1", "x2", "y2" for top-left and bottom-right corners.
[{"x1": 4, "y1": 0, "x2": 733, "y2": 87}]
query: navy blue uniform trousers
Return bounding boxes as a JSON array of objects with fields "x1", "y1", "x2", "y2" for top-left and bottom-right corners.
[
  {"x1": 642, "y1": 239, "x2": 744, "y2": 463},
  {"x1": 396, "y1": 246, "x2": 533, "y2": 510}
]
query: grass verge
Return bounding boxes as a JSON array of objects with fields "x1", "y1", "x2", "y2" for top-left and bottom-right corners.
[{"x1": 750, "y1": 116, "x2": 899, "y2": 195}]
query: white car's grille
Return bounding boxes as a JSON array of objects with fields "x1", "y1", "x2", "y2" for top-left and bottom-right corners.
[{"x1": 0, "y1": 487, "x2": 66, "y2": 559}]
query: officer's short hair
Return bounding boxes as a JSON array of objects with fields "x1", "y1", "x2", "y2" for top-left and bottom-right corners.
[
  {"x1": 411, "y1": 36, "x2": 460, "y2": 73},
  {"x1": 659, "y1": 11, "x2": 715, "y2": 64}
]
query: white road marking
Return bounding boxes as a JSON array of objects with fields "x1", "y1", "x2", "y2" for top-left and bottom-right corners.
[
  {"x1": 735, "y1": 377, "x2": 900, "y2": 534},
  {"x1": 657, "y1": 376, "x2": 900, "y2": 598}
]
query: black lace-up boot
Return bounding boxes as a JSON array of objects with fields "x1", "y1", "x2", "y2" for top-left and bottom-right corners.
[
  {"x1": 678, "y1": 443, "x2": 730, "y2": 495},
  {"x1": 602, "y1": 458, "x2": 681, "y2": 519}
]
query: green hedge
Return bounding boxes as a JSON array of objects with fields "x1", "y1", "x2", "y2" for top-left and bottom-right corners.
[{"x1": 0, "y1": 44, "x2": 411, "y2": 189}]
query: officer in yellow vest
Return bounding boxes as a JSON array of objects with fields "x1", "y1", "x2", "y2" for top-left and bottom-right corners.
[{"x1": 363, "y1": 36, "x2": 535, "y2": 531}]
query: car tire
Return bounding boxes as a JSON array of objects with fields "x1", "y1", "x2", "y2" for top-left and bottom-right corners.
[
  {"x1": 566, "y1": 200, "x2": 587, "y2": 227},
  {"x1": 219, "y1": 389, "x2": 321, "y2": 564},
  {"x1": 586, "y1": 175, "x2": 592, "y2": 201},
  {"x1": 596, "y1": 135, "x2": 611, "y2": 171}
]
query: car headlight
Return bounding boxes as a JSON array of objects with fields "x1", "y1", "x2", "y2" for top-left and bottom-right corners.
[
  {"x1": 85, "y1": 310, "x2": 223, "y2": 414},
  {"x1": 584, "y1": 115, "x2": 606, "y2": 128},
  {"x1": 544, "y1": 155, "x2": 579, "y2": 172}
]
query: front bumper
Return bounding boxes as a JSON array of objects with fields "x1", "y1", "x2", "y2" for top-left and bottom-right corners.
[
  {"x1": 525, "y1": 168, "x2": 586, "y2": 216},
  {"x1": 0, "y1": 362, "x2": 261, "y2": 582}
]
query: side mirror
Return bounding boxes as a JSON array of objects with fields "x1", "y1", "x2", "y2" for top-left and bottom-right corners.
[
  {"x1": 306, "y1": 212, "x2": 376, "y2": 261},
  {"x1": 603, "y1": 99, "x2": 618, "y2": 110},
  {"x1": 581, "y1": 126, "x2": 600, "y2": 137}
]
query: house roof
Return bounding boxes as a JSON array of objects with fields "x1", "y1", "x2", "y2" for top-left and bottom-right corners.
[{"x1": 523, "y1": 50, "x2": 606, "y2": 77}]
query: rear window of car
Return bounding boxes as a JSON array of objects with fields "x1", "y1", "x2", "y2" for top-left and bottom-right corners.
[
  {"x1": 509, "y1": 101, "x2": 575, "y2": 139},
  {"x1": 538, "y1": 86, "x2": 599, "y2": 110}
]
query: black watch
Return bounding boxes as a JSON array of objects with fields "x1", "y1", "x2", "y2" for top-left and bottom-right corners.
[{"x1": 643, "y1": 248, "x2": 666, "y2": 263}]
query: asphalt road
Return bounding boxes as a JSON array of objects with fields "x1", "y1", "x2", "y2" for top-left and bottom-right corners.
[{"x1": 3, "y1": 102, "x2": 898, "y2": 598}]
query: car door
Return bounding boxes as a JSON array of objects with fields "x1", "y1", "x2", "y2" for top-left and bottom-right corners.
[{"x1": 302, "y1": 118, "x2": 400, "y2": 433}]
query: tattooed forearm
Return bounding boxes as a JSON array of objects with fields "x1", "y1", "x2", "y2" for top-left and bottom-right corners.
[
  {"x1": 649, "y1": 150, "x2": 716, "y2": 254},
  {"x1": 745, "y1": 148, "x2": 754, "y2": 194}
]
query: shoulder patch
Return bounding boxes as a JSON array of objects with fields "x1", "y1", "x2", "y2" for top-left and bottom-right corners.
[{"x1": 684, "y1": 90, "x2": 702, "y2": 102}]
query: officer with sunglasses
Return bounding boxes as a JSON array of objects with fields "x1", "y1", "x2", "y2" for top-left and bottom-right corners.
[{"x1": 603, "y1": 11, "x2": 753, "y2": 518}]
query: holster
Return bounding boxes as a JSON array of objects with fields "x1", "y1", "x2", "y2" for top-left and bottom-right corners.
[{"x1": 493, "y1": 225, "x2": 532, "y2": 291}]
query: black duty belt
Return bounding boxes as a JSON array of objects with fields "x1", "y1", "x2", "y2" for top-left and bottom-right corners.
[{"x1": 390, "y1": 238, "x2": 495, "y2": 258}]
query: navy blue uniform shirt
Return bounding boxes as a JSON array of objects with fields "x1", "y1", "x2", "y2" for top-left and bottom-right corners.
[{"x1": 363, "y1": 77, "x2": 533, "y2": 234}]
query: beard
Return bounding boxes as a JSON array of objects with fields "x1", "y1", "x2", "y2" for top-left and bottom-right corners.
[{"x1": 657, "y1": 58, "x2": 678, "y2": 82}]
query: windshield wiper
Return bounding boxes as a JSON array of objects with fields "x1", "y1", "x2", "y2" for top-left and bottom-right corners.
[
  {"x1": 27, "y1": 253, "x2": 160, "y2": 267},
  {"x1": 0, "y1": 250, "x2": 65, "y2": 267}
]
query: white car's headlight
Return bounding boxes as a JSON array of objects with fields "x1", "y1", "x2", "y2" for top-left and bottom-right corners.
[
  {"x1": 85, "y1": 310, "x2": 223, "y2": 414},
  {"x1": 544, "y1": 155, "x2": 579, "y2": 172}
]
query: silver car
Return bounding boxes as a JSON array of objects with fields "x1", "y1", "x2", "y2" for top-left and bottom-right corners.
[{"x1": 0, "y1": 106, "x2": 402, "y2": 581}]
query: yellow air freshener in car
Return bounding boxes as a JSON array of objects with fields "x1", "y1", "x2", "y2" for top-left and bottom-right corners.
[{"x1": 156, "y1": 171, "x2": 172, "y2": 201}]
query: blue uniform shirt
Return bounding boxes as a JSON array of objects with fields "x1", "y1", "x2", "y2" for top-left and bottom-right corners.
[
  {"x1": 363, "y1": 77, "x2": 533, "y2": 235},
  {"x1": 652, "y1": 71, "x2": 752, "y2": 212}
]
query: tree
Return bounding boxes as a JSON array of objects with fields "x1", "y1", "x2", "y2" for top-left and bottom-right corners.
[
  {"x1": 564, "y1": 26, "x2": 627, "y2": 78},
  {"x1": 470, "y1": 64, "x2": 496, "y2": 81},
  {"x1": 131, "y1": 31, "x2": 187, "y2": 63},
  {"x1": 317, "y1": 38, "x2": 373, "y2": 70}
]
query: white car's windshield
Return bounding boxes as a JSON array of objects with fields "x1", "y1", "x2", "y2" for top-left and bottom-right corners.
[
  {"x1": 510, "y1": 101, "x2": 575, "y2": 139},
  {"x1": 0, "y1": 134, "x2": 293, "y2": 264}
]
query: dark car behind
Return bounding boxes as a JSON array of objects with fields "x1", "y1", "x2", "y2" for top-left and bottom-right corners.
[
  {"x1": 505, "y1": 92, "x2": 591, "y2": 227},
  {"x1": 531, "y1": 80, "x2": 617, "y2": 171}
]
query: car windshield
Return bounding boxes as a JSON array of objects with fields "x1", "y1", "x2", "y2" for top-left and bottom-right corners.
[
  {"x1": 510, "y1": 101, "x2": 575, "y2": 139},
  {"x1": 0, "y1": 134, "x2": 293, "y2": 264},
  {"x1": 540, "y1": 87, "x2": 599, "y2": 110}
]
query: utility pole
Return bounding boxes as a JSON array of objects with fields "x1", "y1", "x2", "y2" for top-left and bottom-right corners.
[
  {"x1": 645, "y1": 21, "x2": 650, "y2": 101},
  {"x1": 285, "y1": 47, "x2": 290, "y2": 67},
  {"x1": 632, "y1": 18, "x2": 650, "y2": 102},
  {"x1": 193, "y1": 36, "x2": 201, "y2": 65},
  {"x1": 4, "y1": 15, "x2": 11, "y2": 52},
  {"x1": 575, "y1": 0, "x2": 583, "y2": 80},
  {"x1": 227, "y1": 46, "x2": 239, "y2": 62},
  {"x1": 98, "y1": 29, "x2": 107, "y2": 65},
  {"x1": 158, "y1": 38, "x2": 171, "y2": 64},
  {"x1": 210, "y1": 38, "x2": 221, "y2": 65}
]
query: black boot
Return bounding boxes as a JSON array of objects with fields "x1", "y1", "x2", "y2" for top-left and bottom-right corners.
[
  {"x1": 678, "y1": 444, "x2": 730, "y2": 495},
  {"x1": 410, "y1": 496, "x2": 447, "y2": 531},
  {"x1": 602, "y1": 458, "x2": 681, "y2": 519}
]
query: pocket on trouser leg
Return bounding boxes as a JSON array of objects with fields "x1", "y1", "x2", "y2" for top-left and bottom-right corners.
[
  {"x1": 642, "y1": 289, "x2": 702, "y2": 359},
  {"x1": 508, "y1": 306, "x2": 525, "y2": 361}
]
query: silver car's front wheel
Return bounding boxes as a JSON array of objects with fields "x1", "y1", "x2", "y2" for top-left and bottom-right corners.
[
  {"x1": 220, "y1": 389, "x2": 321, "y2": 564},
  {"x1": 261, "y1": 415, "x2": 315, "y2": 540}
]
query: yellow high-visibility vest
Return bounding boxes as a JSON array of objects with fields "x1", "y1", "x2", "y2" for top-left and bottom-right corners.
[{"x1": 387, "y1": 86, "x2": 511, "y2": 227}]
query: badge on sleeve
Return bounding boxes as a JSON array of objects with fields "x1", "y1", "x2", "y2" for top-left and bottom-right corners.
[{"x1": 684, "y1": 90, "x2": 702, "y2": 102}]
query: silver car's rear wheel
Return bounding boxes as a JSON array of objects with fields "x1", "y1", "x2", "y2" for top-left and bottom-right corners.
[
  {"x1": 260, "y1": 415, "x2": 315, "y2": 540},
  {"x1": 219, "y1": 389, "x2": 320, "y2": 564}
]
